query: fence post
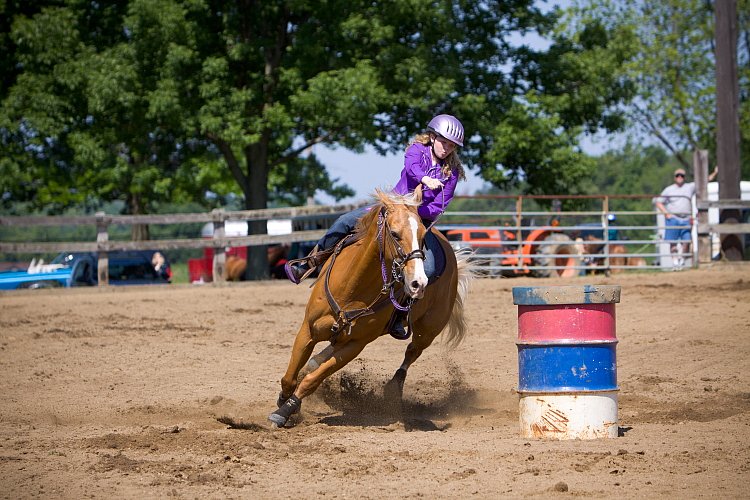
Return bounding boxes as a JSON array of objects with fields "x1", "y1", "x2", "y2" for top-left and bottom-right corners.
[
  {"x1": 515, "y1": 196, "x2": 524, "y2": 271},
  {"x1": 95, "y1": 212, "x2": 109, "y2": 286},
  {"x1": 602, "y1": 196, "x2": 610, "y2": 273},
  {"x1": 694, "y1": 149, "x2": 711, "y2": 264},
  {"x1": 211, "y1": 209, "x2": 226, "y2": 283}
]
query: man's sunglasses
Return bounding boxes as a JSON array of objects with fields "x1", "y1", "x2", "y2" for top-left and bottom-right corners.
[{"x1": 675, "y1": 173, "x2": 685, "y2": 178}]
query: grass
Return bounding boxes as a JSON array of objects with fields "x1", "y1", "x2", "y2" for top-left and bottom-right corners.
[{"x1": 170, "y1": 262, "x2": 189, "y2": 284}]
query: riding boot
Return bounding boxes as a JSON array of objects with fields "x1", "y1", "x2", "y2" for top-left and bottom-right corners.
[
  {"x1": 388, "y1": 310, "x2": 410, "y2": 340},
  {"x1": 284, "y1": 246, "x2": 330, "y2": 284},
  {"x1": 284, "y1": 261, "x2": 312, "y2": 284}
]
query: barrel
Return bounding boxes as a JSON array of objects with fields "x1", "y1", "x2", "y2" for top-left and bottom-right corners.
[{"x1": 513, "y1": 285, "x2": 621, "y2": 440}]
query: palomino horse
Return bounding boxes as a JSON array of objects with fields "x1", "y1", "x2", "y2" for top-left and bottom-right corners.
[
  {"x1": 579, "y1": 236, "x2": 648, "y2": 275},
  {"x1": 269, "y1": 188, "x2": 472, "y2": 427}
]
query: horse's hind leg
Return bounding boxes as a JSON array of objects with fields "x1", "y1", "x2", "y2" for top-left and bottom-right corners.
[
  {"x1": 295, "y1": 338, "x2": 369, "y2": 399},
  {"x1": 384, "y1": 341, "x2": 425, "y2": 402},
  {"x1": 295, "y1": 342, "x2": 333, "y2": 383},
  {"x1": 306, "y1": 343, "x2": 334, "y2": 371}
]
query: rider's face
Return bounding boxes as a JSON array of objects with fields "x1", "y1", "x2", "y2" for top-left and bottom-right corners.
[{"x1": 432, "y1": 135, "x2": 457, "y2": 159}]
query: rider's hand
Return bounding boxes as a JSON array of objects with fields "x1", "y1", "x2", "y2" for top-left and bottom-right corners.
[
  {"x1": 665, "y1": 213, "x2": 672, "y2": 219},
  {"x1": 421, "y1": 176, "x2": 444, "y2": 190}
]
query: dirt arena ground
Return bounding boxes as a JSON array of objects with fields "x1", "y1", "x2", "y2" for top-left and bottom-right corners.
[{"x1": 1, "y1": 262, "x2": 749, "y2": 499}]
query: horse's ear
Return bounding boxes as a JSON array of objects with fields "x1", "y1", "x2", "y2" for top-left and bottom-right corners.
[{"x1": 413, "y1": 184, "x2": 423, "y2": 204}]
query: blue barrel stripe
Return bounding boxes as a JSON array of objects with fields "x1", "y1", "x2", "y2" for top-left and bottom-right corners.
[{"x1": 517, "y1": 344, "x2": 618, "y2": 392}]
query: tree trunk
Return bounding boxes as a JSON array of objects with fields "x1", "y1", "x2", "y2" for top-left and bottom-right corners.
[
  {"x1": 714, "y1": 0, "x2": 743, "y2": 260},
  {"x1": 128, "y1": 193, "x2": 150, "y2": 241},
  {"x1": 244, "y1": 141, "x2": 270, "y2": 280}
]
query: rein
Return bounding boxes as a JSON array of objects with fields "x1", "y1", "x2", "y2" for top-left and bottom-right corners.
[{"x1": 323, "y1": 206, "x2": 425, "y2": 338}]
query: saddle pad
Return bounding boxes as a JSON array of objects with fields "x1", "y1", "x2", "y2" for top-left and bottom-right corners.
[{"x1": 425, "y1": 230, "x2": 446, "y2": 285}]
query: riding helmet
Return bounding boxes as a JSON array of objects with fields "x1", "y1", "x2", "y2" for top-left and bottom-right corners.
[{"x1": 427, "y1": 114, "x2": 464, "y2": 147}]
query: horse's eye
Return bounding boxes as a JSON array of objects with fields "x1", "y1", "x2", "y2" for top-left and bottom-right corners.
[{"x1": 390, "y1": 230, "x2": 401, "y2": 241}]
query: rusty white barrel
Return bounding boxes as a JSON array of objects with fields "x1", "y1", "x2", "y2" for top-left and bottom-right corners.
[{"x1": 513, "y1": 285, "x2": 621, "y2": 440}]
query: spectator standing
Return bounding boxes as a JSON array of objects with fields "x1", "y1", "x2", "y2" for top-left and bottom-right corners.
[{"x1": 655, "y1": 166, "x2": 718, "y2": 270}]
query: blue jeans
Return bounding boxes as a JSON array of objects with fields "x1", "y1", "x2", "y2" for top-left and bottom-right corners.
[
  {"x1": 317, "y1": 206, "x2": 438, "y2": 279},
  {"x1": 317, "y1": 206, "x2": 371, "y2": 251},
  {"x1": 664, "y1": 216, "x2": 691, "y2": 242}
]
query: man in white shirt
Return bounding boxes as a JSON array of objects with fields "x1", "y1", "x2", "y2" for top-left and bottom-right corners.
[{"x1": 655, "y1": 166, "x2": 718, "y2": 270}]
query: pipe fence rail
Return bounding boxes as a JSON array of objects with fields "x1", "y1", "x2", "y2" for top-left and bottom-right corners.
[{"x1": 441, "y1": 193, "x2": 748, "y2": 277}]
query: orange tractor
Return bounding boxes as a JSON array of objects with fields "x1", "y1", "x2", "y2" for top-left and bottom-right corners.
[{"x1": 442, "y1": 222, "x2": 580, "y2": 278}]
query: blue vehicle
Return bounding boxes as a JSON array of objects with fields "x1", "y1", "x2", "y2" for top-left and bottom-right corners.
[
  {"x1": 0, "y1": 267, "x2": 74, "y2": 289},
  {"x1": 0, "y1": 250, "x2": 171, "y2": 290}
]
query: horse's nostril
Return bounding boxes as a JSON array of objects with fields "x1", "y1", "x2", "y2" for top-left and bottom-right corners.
[{"x1": 411, "y1": 280, "x2": 420, "y2": 291}]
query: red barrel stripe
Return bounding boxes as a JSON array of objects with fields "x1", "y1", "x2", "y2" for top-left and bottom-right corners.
[{"x1": 517, "y1": 303, "x2": 616, "y2": 342}]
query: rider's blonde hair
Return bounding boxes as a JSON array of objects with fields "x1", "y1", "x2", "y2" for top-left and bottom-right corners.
[{"x1": 409, "y1": 133, "x2": 466, "y2": 181}]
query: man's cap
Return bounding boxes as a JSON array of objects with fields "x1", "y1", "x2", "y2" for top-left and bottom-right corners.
[{"x1": 674, "y1": 168, "x2": 686, "y2": 175}]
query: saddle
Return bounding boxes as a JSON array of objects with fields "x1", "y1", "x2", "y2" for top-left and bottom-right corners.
[
  {"x1": 285, "y1": 233, "x2": 365, "y2": 284},
  {"x1": 295, "y1": 229, "x2": 448, "y2": 341},
  {"x1": 424, "y1": 229, "x2": 447, "y2": 284}
]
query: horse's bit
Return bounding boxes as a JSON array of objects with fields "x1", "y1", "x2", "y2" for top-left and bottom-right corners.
[{"x1": 324, "y1": 206, "x2": 426, "y2": 338}]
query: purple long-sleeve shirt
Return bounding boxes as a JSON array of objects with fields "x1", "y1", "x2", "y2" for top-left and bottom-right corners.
[{"x1": 393, "y1": 142, "x2": 459, "y2": 222}]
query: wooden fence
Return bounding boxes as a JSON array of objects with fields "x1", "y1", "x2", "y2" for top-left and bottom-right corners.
[{"x1": 0, "y1": 202, "x2": 366, "y2": 285}]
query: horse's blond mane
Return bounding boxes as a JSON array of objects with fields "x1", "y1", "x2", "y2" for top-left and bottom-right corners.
[
  {"x1": 372, "y1": 188, "x2": 422, "y2": 208},
  {"x1": 351, "y1": 188, "x2": 423, "y2": 239}
]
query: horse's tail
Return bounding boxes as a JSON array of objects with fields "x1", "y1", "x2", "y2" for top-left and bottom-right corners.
[{"x1": 442, "y1": 250, "x2": 476, "y2": 348}]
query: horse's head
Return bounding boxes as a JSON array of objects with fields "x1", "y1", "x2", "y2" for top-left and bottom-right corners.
[{"x1": 374, "y1": 188, "x2": 428, "y2": 299}]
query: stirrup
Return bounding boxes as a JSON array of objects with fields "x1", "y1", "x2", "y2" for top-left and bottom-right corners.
[
  {"x1": 387, "y1": 311, "x2": 411, "y2": 340},
  {"x1": 284, "y1": 245, "x2": 335, "y2": 284},
  {"x1": 389, "y1": 321, "x2": 410, "y2": 340},
  {"x1": 284, "y1": 260, "x2": 316, "y2": 284}
]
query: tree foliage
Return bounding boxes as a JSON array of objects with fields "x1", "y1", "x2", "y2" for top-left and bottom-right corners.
[
  {"x1": 0, "y1": 0, "x2": 215, "y2": 222},
  {"x1": 1, "y1": 0, "x2": 644, "y2": 222},
  {"x1": 567, "y1": 0, "x2": 750, "y2": 178}
]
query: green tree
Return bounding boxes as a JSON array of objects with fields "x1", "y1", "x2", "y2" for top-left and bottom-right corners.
[
  {"x1": 568, "y1": 0, "x2": 750, "y2": 177},
  {"x1": 0, "y1": 1, "x2": 212, "y2": 229},
  {"x1": 586, "y1": 143, "x2": 680, "y2": 196},
  {"x1": 0, "y1": 1, "x2": 353, "y2": 222},
  {"x1": 2, "y1": 0, "x2": 643, "y2": 277},
  {"x1": 480, "y1": 12, "x2": 639, "y2": 197}
]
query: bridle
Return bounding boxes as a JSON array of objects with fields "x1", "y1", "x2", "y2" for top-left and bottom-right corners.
[
  {"x1": 378, "y1": 208, "x2": 426, "y2": 312},
  {"x1": 323, "y1": 205, "x2": 426, "y2": 338}
]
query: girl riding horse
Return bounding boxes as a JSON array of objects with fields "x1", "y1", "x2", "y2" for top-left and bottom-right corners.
[{"x1": 285, "y1": 114, "x2": 467, "y2": 338}]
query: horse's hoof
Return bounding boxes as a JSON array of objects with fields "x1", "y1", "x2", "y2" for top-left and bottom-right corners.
[{"x1": 268, "y1": 413, "x2": 287, "y2": 428}]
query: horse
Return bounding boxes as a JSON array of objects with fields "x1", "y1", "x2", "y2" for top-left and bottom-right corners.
[
  {"x1": 268, "y1": 188, "x2": 473, "y2": 428},
  {"x1": 578, "y1": 236, "x2": 647, "y2": 274},
  {"x1": 224, "y1": 255, "x2": 247, "y2": 281},
  {"x1": 223, "y1": 244, "x2": 290, "y2": 281}
]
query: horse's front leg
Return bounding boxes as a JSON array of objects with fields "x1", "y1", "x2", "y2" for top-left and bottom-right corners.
[
  {"x1": 269, "y1": 337, "x2": 369, "y2": 428},
  {"x1": 278, "y1": 322, "x2": 316, "y2": 406}
]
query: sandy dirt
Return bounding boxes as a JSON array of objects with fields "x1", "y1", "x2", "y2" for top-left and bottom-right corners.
[{"x1": 1, "y1": 262, "x2": 749, "y2": 499}]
